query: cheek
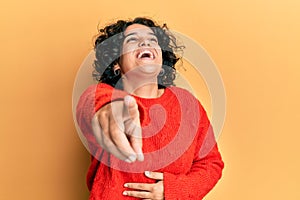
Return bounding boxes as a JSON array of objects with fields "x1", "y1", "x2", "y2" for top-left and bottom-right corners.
[
  {"x1": 122, "y1": 44, "x2": 137, "y2": 55},
  {"x1": 157, "y1": 50, "x2": 163, "y2": 63},
  {"x1": 119, "y1": 54, "x2": 134, "y2": 72}
]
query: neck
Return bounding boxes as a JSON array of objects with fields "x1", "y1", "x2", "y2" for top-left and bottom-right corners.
[
  {"x1": 134, "y1": 84, "x2": 161, "y2": 98},
  {"x1": 122, "y1": 76, "x2": 162, "y2": 98}
]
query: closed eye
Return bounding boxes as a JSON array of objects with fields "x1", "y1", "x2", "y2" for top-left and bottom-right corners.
[
  {"x1": 150, "y1": 37, "x2": 158, "y2": 43},
  {"x1": 126, "y1": 37, "x2": 138, "y2": 43}
]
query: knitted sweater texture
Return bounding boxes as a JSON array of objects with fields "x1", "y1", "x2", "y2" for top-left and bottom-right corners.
[{"x1": 76, "y1": 83, "x2": 224, "y2": 200}]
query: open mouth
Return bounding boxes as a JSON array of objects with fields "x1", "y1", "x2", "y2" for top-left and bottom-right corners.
[{"x1": 137, "y1": 50, "x2": 155, "y2": 59}]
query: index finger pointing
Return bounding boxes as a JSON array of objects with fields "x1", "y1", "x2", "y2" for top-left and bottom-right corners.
[
  {"x1": 129, "y1": 125, "x2": 144, "y2": 161},
  {"x1": 124, "y1": 95, "x2": 143, "y2": 161},
  {"x1": 108, "y1": 114, "x2": 137, "y2": 162}
]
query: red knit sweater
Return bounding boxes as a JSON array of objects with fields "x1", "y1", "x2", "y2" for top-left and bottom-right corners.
[{"x1": 76, "y1": 83, "x2": 224, "y2": 200}]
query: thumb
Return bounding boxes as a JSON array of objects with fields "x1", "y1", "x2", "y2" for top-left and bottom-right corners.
[{"x1": 145, "y1": 171, "x2": 164, "y2": 180}]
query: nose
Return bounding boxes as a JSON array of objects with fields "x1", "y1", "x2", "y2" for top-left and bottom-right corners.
[{"x1": 138, "y1": 39, "x2": 151, "y2": 47}]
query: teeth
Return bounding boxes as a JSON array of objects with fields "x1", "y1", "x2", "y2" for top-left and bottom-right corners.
[{"x1": 138, "y1": 50, "x2": 154, "y2": 59}]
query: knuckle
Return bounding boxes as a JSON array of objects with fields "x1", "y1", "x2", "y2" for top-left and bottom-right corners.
[
  {"x1": 98, "y1": 108, "x2": 108, "y2": 118},
  {"x1": 125, "y1": 191, "x2": 132, "y2": 196},
  {"x1": 124, "y1": 122, "x2": 134, "y2": 135},
  {"x1": 136, "y1": 183, "x2": 143, "y2": 189},
  {"x1": 131, "y1": 111, "x2": 139, "y2": 119},
  {"x1": 152, "y1": 185, "x2": 158, "y2": 193},
  {"x1": 110, "y1": 128, "x2": 122, "y2": 140},
  {"x1": 152, "y1": 192, "x2": 162, "y2": 200}
]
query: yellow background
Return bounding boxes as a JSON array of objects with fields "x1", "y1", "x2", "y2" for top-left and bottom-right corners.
[{"x1": 1, "y1": 0, "x2": 300, "y2": 199}]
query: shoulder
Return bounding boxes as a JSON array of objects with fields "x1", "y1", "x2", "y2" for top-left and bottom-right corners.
[
  {"x1": 80, "y1": 83, "x2": 113, "y2": 95},
  {"x1": 167, "y1": 86, "x2": 199, "y2": 103},
  {"x1": 81, "y1": 83, "x2": 125, "y2": 97},
  {"x1": 166, "y1": 86, "x2": 207, "y2": 114}
]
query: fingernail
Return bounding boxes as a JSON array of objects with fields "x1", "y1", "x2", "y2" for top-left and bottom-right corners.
[
  {"x1": 128, "y1": 155, "x2": 136, "y2": 162},
  {"x1": 145, "y1": 171, "x2": 150, "y2": 176},
  {"x1": 124, "y1": 95, "x2": 134, "y2": 106},
  {"x1": 136, "y1": 147, "x2": 144, "y2": 161},
  {"x1": 137, "y1": 153, "x2": 144, "y2": 161},
  {"x1": 124, "y1": 183, "x2": 128, "y2": 187},
  {"x1": 124, "y1": 158, "x2": 132, "y2": 163},
  {"x1": 123, "y1": 191, "x2": 128, "y2": 196}
]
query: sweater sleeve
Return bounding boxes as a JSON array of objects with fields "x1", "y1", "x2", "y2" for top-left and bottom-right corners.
[
  {"x1": 163, "y1": 104, "x2": 224, "y2": 200},
  {"x1": 76, "y1": 83, "x2": 128, "y2": 154}
]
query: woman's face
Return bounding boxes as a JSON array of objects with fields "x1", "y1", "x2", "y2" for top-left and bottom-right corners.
[{"x1": 117, "y1": 24, "x2": 163, "y2": 77}]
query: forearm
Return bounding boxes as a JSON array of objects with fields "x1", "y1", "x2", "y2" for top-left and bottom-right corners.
[
  {"x1": 163, "y1": 102, "x2": 224, "y2": 200},
  {"x1": 163, "y1": 144, "x2": 224, "y2": 199}
]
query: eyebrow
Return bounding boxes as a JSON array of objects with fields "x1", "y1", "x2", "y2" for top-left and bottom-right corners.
[{"x1": 124, "y1": 31, "x2": 156, "y2": 38}]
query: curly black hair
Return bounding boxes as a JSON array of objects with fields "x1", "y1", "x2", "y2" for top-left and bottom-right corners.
[{"x1": 93, "y1": 17, "x2": 184, "y2": 89}]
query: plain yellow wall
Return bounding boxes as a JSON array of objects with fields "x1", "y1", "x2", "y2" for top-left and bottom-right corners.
[{"x1": 1, "y1": 0, "x2": 300, "y2": 199}]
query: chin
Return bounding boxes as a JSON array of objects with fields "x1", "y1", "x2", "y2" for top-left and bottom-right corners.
[{"x1": 138, "y1": 64, "x2": 160, "y2": 75}]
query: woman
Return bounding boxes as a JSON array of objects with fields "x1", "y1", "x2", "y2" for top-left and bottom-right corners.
[{"x1": 76, "y1": 17, "x2": 224, "y2": 200}]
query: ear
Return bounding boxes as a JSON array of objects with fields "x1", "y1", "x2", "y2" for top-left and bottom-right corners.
[{"x1": 113, "y1": 63, "x2": 121, "y2": 71}]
